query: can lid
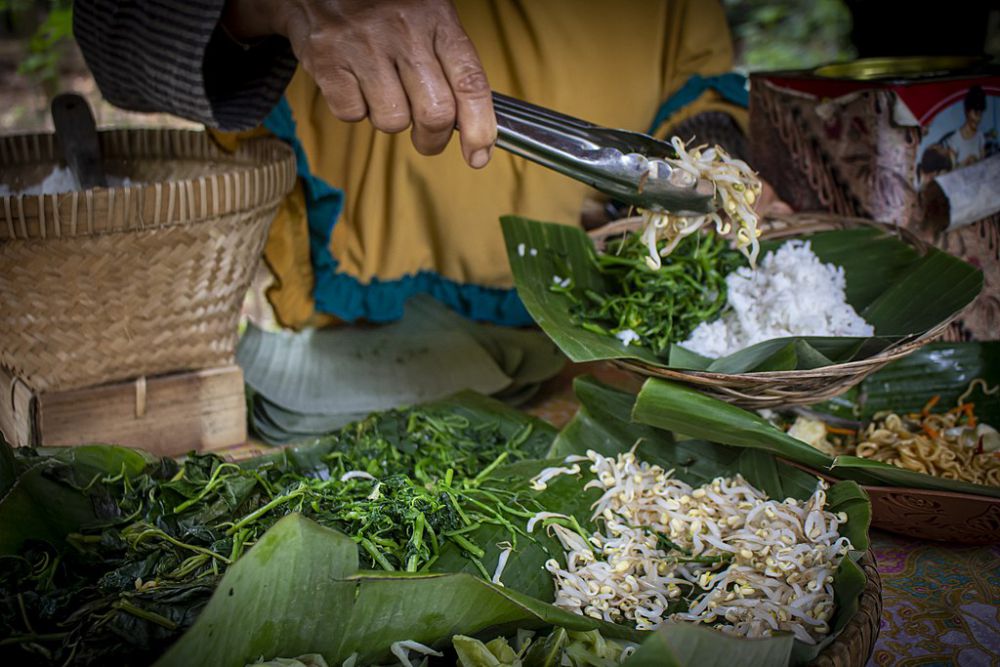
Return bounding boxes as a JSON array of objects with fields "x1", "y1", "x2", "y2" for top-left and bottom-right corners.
[{"x1": 813, "y1": 56, "x2": 987, "y2": 81}]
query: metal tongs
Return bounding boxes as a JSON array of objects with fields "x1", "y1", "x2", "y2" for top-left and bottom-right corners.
[{"x1": 493, "y1": 92, "x2": 714, "y2": 215}]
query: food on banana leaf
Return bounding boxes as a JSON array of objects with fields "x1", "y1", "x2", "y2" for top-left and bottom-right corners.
[
  {"x1": 565, "y1": 231, "x2": 872, "y2": 364},
  {"x1": 1, "y1": 379, "x2": 868, "y2": 667},
  {"x1": 680, "y1": 240, "x2": 873, "y2": 359},
  {"x1": 0, "y1": 404, "x2": 550, "y2": 666},
  {"x1": 529, "y1": 448, "x2": 853, "y2": 644},
  {"x1": 789, "y1": 379, "x2": 1000, "y2": 487},
  {"x1": 504, "y1": 214, "x2": 982, "y2": 375}
]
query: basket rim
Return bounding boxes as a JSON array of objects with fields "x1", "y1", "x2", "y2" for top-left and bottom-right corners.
[
  {"x1": 810, "y1": 547, "x2": 881, "y2": 667},
  {"x1": 0, "y1": 128, "x2": 297, "y2": 241},
  {"x1": 590, "y1": 212, "x2": 968, "y2": 383}
]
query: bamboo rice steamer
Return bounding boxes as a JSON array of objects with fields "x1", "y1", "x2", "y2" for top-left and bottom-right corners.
[{"x1": 0, "y1": 129, "x2": 296, "y2": 392}]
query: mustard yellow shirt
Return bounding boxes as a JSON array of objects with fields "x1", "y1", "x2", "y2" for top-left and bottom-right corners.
[{"x1": 257, "y1": 0, "x2": 744, "y2": 328}]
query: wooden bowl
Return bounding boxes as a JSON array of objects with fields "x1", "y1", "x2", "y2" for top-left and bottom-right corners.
[
  {"x1": 857, "y1": 484, "x2": 1000, "y2": 544},
  {"x1": 782, "y1": 461, "x2": 1000, "y2": 544}
]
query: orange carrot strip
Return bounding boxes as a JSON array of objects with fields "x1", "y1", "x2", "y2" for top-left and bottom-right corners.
[
  {"x1": 964, "y1": 403, "x2": 977, "y2": 428},
  {"x1": 922, "y1": 424, "x2": 940, "y2": 440},
  {"x1": 824, "y1": 425, "x2": 857, "y2": 437},
  {"x1": 922, "y1": 395, "x2": 941, "y2": 416}
]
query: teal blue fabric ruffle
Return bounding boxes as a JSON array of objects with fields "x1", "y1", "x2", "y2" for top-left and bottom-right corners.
[
  {"x1": 647, "y1": 72, "x2": 749, "y2": 135},
  {"x1": 263, "y1": 98, "x2": 533, "y2": 325}
]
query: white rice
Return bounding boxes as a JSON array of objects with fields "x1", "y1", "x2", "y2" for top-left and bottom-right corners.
[
  {"x1": 615, "y1": 328, "x2": 641, "y2": 346},
  {"x1": 681, "y1": 240, "x2": 873, "y2": 358}
]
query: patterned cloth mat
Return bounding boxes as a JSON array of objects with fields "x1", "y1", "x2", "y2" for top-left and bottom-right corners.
[
  {"x1": 220, "y1": 361, "x2": 1000, "y2": 665},
  {"x1": 869, "y1": 532, "x2": 1000, "y2": 667}
]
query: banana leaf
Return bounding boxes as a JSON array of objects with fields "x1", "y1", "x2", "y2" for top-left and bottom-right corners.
[
  {"x1": 237, "y1": 298, "x2": 512, "y2": 416},
  {"x1": 156, "y1": 514, "x2": 802, "y2": 667},
  {"x1": 817, "y1": 341, "x2": 1000, "y2": 424},
  {"x1": 501, "y1": 216, "x2": 982, "y2": 373},
  {"x1": 625, "y1": 624, "x2": 793, "y2": 667},
  {"x1": 633, "y1": 377, "x2": 1000, "y2": 499},
  {"x1": 0, "y1": 444, "x2": 156, "y2": 552},
  {"x1": 154, "y1": 513, "x2": 618, "y2": 667},
  {"x1": 239, "y1": 295, "x2": 565, "y2": 444}
]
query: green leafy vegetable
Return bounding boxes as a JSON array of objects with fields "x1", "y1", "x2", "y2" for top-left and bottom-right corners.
[
  {"x1": 0, "y1": 394, "x2": 554, "y2": 666},
  {"x1": 561, "y1": 231, "x2": 741, "y2": 358}
]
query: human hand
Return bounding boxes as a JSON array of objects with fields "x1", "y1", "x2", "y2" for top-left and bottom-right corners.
[{"x1": 223, "y1": 0, "x2": 496, "y2": 168}]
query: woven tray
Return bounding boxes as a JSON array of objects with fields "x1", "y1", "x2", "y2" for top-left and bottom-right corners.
[
  {"x1": 0, "y1": 129, "x2": 296, "y2": 392},
  {"x1": 811, "y1": 550, "x2": 882, "y2": 667},
  {"x1": 590, "y1": 213, "x2": 958, "y2": 409}
]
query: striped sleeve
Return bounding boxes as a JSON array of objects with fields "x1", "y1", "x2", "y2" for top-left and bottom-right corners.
[
  {"x1": 73, "y1": 0, "x2": 297, "y2": 130},
  {"x1": 670, "y1": 111, "x2": 748, "y2": 161}
]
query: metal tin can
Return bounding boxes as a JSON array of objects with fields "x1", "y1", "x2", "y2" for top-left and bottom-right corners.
[{"x1": 750, "y1": 58, "x2": 999, "y2": 232}]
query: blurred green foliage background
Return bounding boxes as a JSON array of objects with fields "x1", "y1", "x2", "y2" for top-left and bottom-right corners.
[
  {"x1": 1, "y1": 0, "x2": 72, "y2": 95},
  {"x1": 724, "y1": 0, "x2": 856, "y2": 71}
]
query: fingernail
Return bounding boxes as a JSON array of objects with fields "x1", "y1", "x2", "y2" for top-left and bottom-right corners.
[{"x1": 470, "y1": 147, "x2": 490, "y2": 169}]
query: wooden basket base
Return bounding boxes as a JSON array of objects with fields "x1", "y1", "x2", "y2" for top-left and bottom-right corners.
[{"x1": 1, "y1": 365, "x2": 247, "y2": 457}]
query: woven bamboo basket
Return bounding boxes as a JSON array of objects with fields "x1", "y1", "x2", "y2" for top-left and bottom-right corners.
[
  {"x1": 0, "y1": 129, "x2": 297, "y2": 392},
  {"x1": 590, "y1": 213, "x2": 960, "y2": 410},
  {"x1": 811, "y1": 550, "x2": 882, "y2": 666}
]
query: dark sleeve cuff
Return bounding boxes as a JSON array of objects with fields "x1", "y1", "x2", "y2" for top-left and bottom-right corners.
[{"x1": 202, "y1": 23, "x2": 298, "y2": 131}]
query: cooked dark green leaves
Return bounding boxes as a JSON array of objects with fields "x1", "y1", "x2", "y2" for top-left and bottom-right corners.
[
  {"x1": 0, "y1": 403, "x2": 551, "y2": 667},
  {"x1": 563, "y1": 232, "x2": 741, "y2": 358}
]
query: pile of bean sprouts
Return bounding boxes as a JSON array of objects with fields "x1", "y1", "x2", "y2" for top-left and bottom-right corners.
[
  {"x1": 529, "y1": 449, "x2": 853, "y2": 644},
  {"x1": 640, "y1": 137, "x2": 763, "y2": 270}
]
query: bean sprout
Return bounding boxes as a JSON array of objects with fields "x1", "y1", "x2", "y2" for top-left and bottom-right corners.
[
  {"x1": 389, "y1": 640, "x2": 442, "y2": 667},
  {"x1": 530, "y1": 449, "x2": 852, "y2": 643},
  {"x1": 640, "y1": 138, "x2": 762, "y2": 270},
  {"x1": 492, "y1": 542, "x2": 514, "y2": 585}
]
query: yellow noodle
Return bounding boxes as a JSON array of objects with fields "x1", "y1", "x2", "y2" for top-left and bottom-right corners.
[
  {"x1": 958, "y1": 378, "x2": 999, "y2": 406},
  {"x1": 826, "y1": 399, "x2": 999, "y2": 487}
]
